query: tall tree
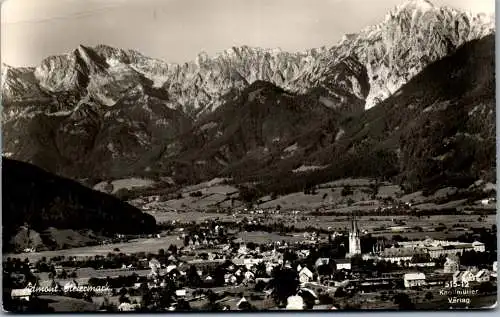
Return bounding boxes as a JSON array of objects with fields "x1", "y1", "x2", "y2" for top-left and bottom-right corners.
[{"x1": 269, "y1": 267, "x2": 299, "y2": 307}]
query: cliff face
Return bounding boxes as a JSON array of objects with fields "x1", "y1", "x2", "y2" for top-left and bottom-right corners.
[{"x1": 294, "y1": 0, "x2": 494, "y2": 109}]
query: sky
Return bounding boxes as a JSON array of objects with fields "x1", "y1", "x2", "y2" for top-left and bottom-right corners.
[{"x1": 0, "y1": 0, "x2": 495, "y2": 67}]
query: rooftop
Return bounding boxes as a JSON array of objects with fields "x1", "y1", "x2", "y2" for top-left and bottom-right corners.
[{"x1": 404, "y1": 272, "x2": 426, "y2": 280}]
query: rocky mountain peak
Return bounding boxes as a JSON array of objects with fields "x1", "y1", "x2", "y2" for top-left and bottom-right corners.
[
  {"x1": 342, "y1": 0, "x2": 495, "y2": 108},
  {"x1": 0, "y1": 1, "x2": 495, "y2": 193},
  {"x1": 394, "y1": 0, "x2": 435, "y2": 12},
  {"x1": 3, "y1": 0, "x2": 494, "y2": 112}
]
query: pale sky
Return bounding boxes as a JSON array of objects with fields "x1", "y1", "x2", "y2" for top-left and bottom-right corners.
[{"x1": 0, "y1": 0, "x2": 495, "y2": 67}]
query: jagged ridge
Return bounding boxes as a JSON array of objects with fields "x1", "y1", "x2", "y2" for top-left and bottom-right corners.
[{"x1": 0, "y1": 0, "x2": 495, "y2": 183}]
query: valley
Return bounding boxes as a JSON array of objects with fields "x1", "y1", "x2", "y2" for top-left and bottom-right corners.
[{"x1": 2, "y1": 0, "x2": 496, "y2": 312}]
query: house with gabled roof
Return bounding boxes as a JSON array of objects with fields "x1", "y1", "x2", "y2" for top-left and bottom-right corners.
[
  {"x1": 475, "y1": 269, "x2": 490, "y2": 283},
  {"x1": 299, "y1": 267, "x2": 314, "y2": 284},
  {"x1": 453, "y1": 270, "x2": 476, "y2": 285}
]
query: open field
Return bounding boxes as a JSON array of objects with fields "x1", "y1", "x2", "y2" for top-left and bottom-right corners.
[
  {"x1": 370, "y1": 231, "x2": 467, "y2": 240},
  {"x1": 6, "y1": 174, "x2": 495, "y2": 264},
  {"x1": 236, "y1": 231, "x2": 315, "y2": 244},
  {"x1": 151, "y1": 181, "x2": 495, "y2": 214},
  {"x1": 149, "y1": 211, "x2": 236, "y2": 223},
  {"x1": 94, "y1": 178, "x2": 157, "y2": 194},
  {"x1": 258, "y1": 187, "x2": 374, "y2": 210},
  {"x1": 149, "y1": 210, "x2": 496, "y2": 233},
  {"x1": 39, "y1": 295, "x2": 98, "y2": 312},
  {"x1": 134, "y1": 178, "x2": 496, "y2": 216},
  {"x1": 4, "y1": 235, "x2": 183, "y2": 262},
  {"x1": 35, "y1": 268, "x2": 153, "y2": 282},
  {"x1": 270, "y1": 214, "x2": 497, "y2": 231}
]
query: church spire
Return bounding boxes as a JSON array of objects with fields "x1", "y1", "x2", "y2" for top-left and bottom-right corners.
[
  {"x1": 347, "y1": 211, "x2": 362, "y2": 257},
  {"x1": 350, "y1": 212, "x2": 359, "y2": 234}
]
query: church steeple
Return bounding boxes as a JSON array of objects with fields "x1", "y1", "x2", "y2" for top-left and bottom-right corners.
[
  {"x1": 347, "y1": 212, "x2": 361, "y2": 257},
  {"x1": 350, "y1": 213, "x2": 359, "y2": 233}
]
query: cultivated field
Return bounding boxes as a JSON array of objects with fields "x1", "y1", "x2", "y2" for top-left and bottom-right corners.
[
  {"x1": 39, "y1": 295, "x2": 98, "y2": 312},
  {"x1": 94, "y1": 178, "x2": 157, "y2": 194},
  {"x1": 4, "y1": 235, "x2": 183, "y2": 262},
  {"x1": 148, "y1": 210, "x2": 496, "y2": 233},
  {"x1": 149, "y1": 211, "x2": 235, "y2": 224},
  {"x1": 236, "y1": 231, "x2": 314, "y2": 244}
]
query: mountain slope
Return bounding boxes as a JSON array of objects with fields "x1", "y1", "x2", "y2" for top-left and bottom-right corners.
[
  {"x1": 323, "y1": 0, "x2": 495, "y2": 108},
  {"x1": 157, "y1": 80, "x2": 344, "y2": 184},
  {"x1": 3, "y1": 89, "x2": 192, "y2": 181},
  {"x1": 259, "y1": 34, "x2": 495, "y2": 195},
  {"x1": 2, "y1": 158, "x2": 157, "y2": 252}
]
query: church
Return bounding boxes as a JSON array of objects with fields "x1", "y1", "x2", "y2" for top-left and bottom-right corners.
[{"x1": 346, "y1": 213, "x2": 362, "y2": 258}]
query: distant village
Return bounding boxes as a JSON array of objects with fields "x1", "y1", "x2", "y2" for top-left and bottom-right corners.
[{"x1": 4, "y1": 211, "x2": 497, "y2": 311}]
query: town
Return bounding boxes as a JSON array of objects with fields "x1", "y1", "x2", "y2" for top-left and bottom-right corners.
[{"x1": 3, "y1": 202, "x2": 497, "y2": 312}]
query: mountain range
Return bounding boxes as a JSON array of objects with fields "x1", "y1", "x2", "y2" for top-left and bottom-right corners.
[{"x1": 1, "y1": 0, "x2": 496, "y2": 196}]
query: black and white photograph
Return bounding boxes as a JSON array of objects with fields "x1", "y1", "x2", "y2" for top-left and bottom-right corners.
[{"x1": 1, "y1": 0, "x2": 497, "y2": 312}]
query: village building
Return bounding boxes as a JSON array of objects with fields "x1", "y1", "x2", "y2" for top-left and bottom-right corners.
[
  {"x1": 297, "y1": 249, "x2": 310, "y2": 259},
  {"x1": 232, "y1": 255, "x2": 263, "y2": 269},
  {"x1": 472, "y1": 241, "x2": 486, "y2": 252},
  {"x1": 315, "y1": 258, "x2": 330, "y2": 268},
  {"x1": 443, "y1": 256, "x2": 460, "y2": 273},
  {"x1": 167, "y1": 255, "x2": 178, "y2": 263},
  {"x1": 299, "y1": 267, "x2": 314, "y2": 284},
  {"x1": 475, "y1": 269, "x2": 490, "y2": 283},
  {"x1": 118, "y1": 302, "x2": 136, "y2": 312},
  {"x1": 159, "y1": 280, "x2": 168, "y2": 288},
  {"x1": 235, "y1": 240, "x2": 249, "y2": 255},
  {"x1": 396, "y1": 238, "x2": 486, "y2": 259},
  {"x1": 244, "y1": 271, "x2": 255, "y2": 282},
  {"x1": 225, "y1": 274, "x2": 238, "y2": 285},
  {"x1": 403, "y1": 272, "x2": 426, "y2": 288},
  {"x1": 426, "y1": 274, "x2": 449, "y2": 287},
  {"x1": 148, "y1": 258, "x2": 161, "y2": 278},
  {"x1": 378, "y1": 247, "x2": 417, "y2": 263},
  {"x1": 335, "y1": 259, "x2": 352, "y2": 270},
  {"x1": 204, "y1": 275, "x2": 214, "y2": 284},
  {"x1": 286, "y1": 295, "x2": 304, "y2": 310},
  {"x1": 166, "y1": 264, "x2": 177, "y2": 274},
  {"x1": 453, "y1": 270, "x2": 476, "y2": 285},
  {"x1": 175, "y1": 289, "x2": 187, "y2": 298},
  {"x1": 408, "y1": 262, "x2": 435, "y2": 268},
  {"x1": 11, "y1": 288, "x2": 32, "y2": 301}
]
